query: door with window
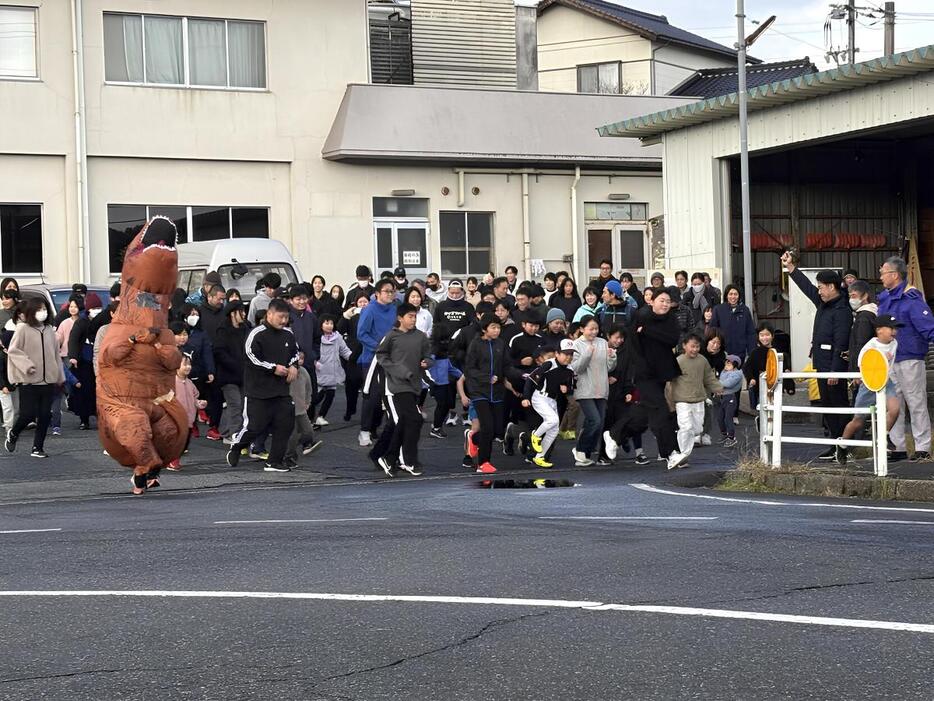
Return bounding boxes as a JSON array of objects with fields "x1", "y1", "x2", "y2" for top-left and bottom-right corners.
[
  {"x1": 373, "y1": 222, "x2": 430, "y2": 278},
  {"x1": 584, "y1": 202, "x2": 649, "y2": 286},
  {"x1": 586, "y1": 225, "x2": 649, "y2": 286}
]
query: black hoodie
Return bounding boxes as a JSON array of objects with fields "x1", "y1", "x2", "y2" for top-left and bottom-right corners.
[{"x1": 631, "y1": 305, "x2": 681, "y2": 383}]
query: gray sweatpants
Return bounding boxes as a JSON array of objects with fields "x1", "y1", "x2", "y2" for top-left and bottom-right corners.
[
  {"x1": 219, "y1": 384, "x2": 243, "y2": 439},
  {"x1": 890, "y1": 359, "x2": 931, "y2": 453}
]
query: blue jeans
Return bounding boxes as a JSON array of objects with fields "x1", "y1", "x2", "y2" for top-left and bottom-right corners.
[{"x1": 576, "y1": 398, "x2": 607, "y2": 457}]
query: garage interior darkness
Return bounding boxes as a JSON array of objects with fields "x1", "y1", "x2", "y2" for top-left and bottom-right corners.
[{"x1": 727, "y1": 118, "x2": 934, "y2": 331}]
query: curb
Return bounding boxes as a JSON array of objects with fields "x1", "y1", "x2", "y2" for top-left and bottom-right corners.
[{"x1": 714, "y1": 469, "x2": 934, "y2": 503}]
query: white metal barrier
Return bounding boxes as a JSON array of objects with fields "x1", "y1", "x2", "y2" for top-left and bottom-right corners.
[{"x1": 758, "y1": 352, "x2": 889, "y2": 477}]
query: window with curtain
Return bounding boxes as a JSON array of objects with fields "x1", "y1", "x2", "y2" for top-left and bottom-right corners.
[
  {"x1": 577, "y1": 62, "x2": 620, "y2": 94},
  {"x1": 0, "y1": 6, "x2": 38, "y2": 78},
  {"x1": 103, "y1": 13, "x2": 266, "y2": 89},
  {"x1": 0, "y1": 204, "x2": 42, "y2": 273}
]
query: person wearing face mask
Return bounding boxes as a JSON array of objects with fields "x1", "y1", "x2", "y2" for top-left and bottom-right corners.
[
  {"x1": 179, "y1": 303, "x2": 215, "y2": 433},
  {"x1": 846, "y1": 280, "x2": 877, "y2": 377},
  {"x1": 682, "y1": 272, "x2": 719, "y2": 328},
  {"x1": 66, "y1": 292, "x2": 104, "y2": 430},
  {"x1": 5, "y1": 298, "x2": 65, "y2": 458}
]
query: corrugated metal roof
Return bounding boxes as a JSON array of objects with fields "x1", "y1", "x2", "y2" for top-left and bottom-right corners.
[
  {"x1": 668, "y1": 58, "x2": 817, "y2": 98},
  {"x1": 322, "y1": 84, "x2": 697, "y2": 166},
  {"x1": 537, "y1": 0, "x2": 750, "y2": 62},
  {"x1": 598, "y1": 44, "x2": 934, "y2": 139}
]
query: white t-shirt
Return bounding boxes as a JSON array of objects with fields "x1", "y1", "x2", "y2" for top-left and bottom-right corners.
[{"x1": 857, "y1": 336, "x2": 897, "y2": 367}]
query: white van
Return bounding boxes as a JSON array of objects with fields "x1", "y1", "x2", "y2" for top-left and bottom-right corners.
[{"x1": 177, "y1": 239, "x2": 302, "y2": 301}]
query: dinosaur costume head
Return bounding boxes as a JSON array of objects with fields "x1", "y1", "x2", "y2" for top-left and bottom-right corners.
[{"x1": 112, "y1": 215, "x2": 179, "y2": 330}]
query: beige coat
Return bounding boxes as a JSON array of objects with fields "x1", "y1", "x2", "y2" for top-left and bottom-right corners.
[
  {"x1": 669, "y1": 353, "x2": 722, "y2": 404},
  {"x1": 7, "y1": 322, "x2": 66, "y2": 386}
]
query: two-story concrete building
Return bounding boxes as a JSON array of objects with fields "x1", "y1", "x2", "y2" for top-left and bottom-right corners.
[{"x1": 0, "y1": 0, "x2": 734, "y2": 288}]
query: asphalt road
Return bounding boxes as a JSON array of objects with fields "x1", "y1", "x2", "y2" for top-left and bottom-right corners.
[{"x1": 1, "y1": 464, "x2": 933, "y2": 700}]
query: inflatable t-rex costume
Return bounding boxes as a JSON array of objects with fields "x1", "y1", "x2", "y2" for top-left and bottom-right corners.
[{"x1": 97, "y1": 216, "x2": 189, "y2": 495}]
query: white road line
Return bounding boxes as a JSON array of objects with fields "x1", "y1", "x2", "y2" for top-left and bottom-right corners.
[
  {"x1": 538, "y1": 516, "x2": 718, "y2": 521},
  {"x1": 630, "y1": 483, "x2": 934, "y2": 514},
  {"x1": 213, "y1": 518, "x2": 388, "y2": 525},
  {"x1": 0, "y1": 528, "x2": 62, "y2": 534},
  {"x1": 851, "y1": 519, "x2": 934, "y2": 525},
  {"x1": 0, "y1": 590, "x2": 931, "y2": 634}
]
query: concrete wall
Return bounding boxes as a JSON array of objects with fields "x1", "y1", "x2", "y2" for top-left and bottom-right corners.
[
  {"x1": 0, "y1": 0, "x2": 665, "y2": 286},
  {"x1": 537, "y1": 5, "x2": 651, "y2": 94}
]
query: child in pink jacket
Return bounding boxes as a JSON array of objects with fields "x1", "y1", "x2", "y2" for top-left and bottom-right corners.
[{"x1": 168, "y1": 354, "x2": 206, "y2": 471}]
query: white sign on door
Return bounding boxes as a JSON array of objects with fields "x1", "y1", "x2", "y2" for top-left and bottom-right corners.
[{"x1": 402, "y1": 250, "x2": 421, "y2": 266}]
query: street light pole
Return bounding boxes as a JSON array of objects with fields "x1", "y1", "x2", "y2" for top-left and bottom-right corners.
[{"x1": 736, "y1": 0, "x2": 754, "y2": 313}]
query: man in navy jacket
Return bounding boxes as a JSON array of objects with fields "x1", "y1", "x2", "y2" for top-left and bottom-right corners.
[
  {"x1": 783, "y1": 254, "x2": 852, "y2": 460},
  {"x1": 877, "y1": 256, "x2": 934, "y2": 461}
]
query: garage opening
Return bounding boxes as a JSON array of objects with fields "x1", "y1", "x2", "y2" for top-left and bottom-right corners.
[{"x1": 725, "y1": 122, "x2": 934, "y2": 352}]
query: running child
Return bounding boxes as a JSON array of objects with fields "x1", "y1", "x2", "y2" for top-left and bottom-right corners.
[
  {"x1": 522, "y1": 339, "x2": 576, "y2": 468},
  {"x1": 168, "y1": 354, "x2": 206, "y2": 471},
  {"x1": 464, "y1": 314, "x2": 507, "y2": 474},
  {"x1": 668, "y1": 332, "x2": 723, "y2": 469}
]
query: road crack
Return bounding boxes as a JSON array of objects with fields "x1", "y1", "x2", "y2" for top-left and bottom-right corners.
[{"x1": 307, "y1": 609, "x2": 552, "y2": 691}]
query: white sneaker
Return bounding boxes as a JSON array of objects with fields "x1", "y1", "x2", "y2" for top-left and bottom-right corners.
[
  {"x1": 358, "y1": 430, "x2": 372, "y2": 447},
  {"x1": 572, "y1": 448, "x2": 593, "y2": 466},
  {"x1": 445, "y1": 415, "x2": 458, "y2": 427},
  {"x1": 693, "y1": 436, "x2": 701, "y2": 445},
  {"x1": 700, "y1": 434, "x2": 712, "y2": 446},
  {"x1": 315, "y1": 416, "x2": 329, "y2": 427},
  {"x1": 733, "y1": 416, "x2": 740, "y2": 425},
  {"x1": 667, "y1": 451, "x2": 687, "y2": 470},
  {"x1": 603, "y1": 431, "x2": 618, "y2": 460}
]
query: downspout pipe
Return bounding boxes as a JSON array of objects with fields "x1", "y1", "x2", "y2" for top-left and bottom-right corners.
[
  {"x1": 71, "y1": 0, "x2": 90, "y2": 282},
  {"x1": 521, "y1": 172, "x2": 531, "y2": 282},
  {"x1": 570, "y1": 165, "x2": 581, "y2": 284}
]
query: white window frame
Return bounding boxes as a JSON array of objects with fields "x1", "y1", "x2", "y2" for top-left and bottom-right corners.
[
  {"x1": 0, "y1": 202, "x2": 43, "y2": 274},
  {"x1": 0, "y1": 5, "x2": 39, "y2": 81},
  {"x1": 103, "y1": 12, "x2": 268, "y2": 91}
]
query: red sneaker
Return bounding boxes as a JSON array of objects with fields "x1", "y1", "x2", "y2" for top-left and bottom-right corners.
[
  {"x1": 198, "y1": 409, "x2": 209, "y2": 424},
  {"x1": 206, "y1": 428, "x2": 222, "y2": 441},
  {"x1": 191, "y1": 424, "x2": 200, "y2": 438},
  {"x1": 476, "y1": 462, "x2": 497, "y2": 474},
  {"x1": 465, "y1": 430, "x2": 479, "y2": 459},
  {"x1": 166, "y1": 459, "x2": 182, "y2": 471}
]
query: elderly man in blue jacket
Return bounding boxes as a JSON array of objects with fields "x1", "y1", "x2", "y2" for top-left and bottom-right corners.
[{"x1": 877, "y1": 256, "x2": 934, "y2": 462}]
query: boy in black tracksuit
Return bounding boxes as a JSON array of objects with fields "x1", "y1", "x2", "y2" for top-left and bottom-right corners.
[
  {"x1": 464, "y1": 314, "x2": 508, "y2": 473},
  {"x1": 226, "y1": 299, "x2": 299, "y2": 472},
  {"x1": 506, "y1": 313, "x2": 541, "y2": 425},
  {"x1": 373, "y1": 303, "x2": 433, "y2": 476},
  {"x1": 522, "y1": 341, "x2": 575, "y2": 468}
]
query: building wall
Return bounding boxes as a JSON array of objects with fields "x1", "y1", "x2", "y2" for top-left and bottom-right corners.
[
  {"x1": 0, "y1": 0, "x2": 664, "y2": 286},
  {"x1": 537, "y1": 5, "x2": 651, "y2": 93},
  {"x1": 659, "y1": 72, "x2": 934, "y2": 277},
  {"x1": 652, "y1": 44, "x2": 733, "y2": 95}
]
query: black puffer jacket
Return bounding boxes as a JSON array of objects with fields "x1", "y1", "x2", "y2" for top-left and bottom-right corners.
[{"x1": 789, "y1": 269, "x2": 853, "y2": 371}]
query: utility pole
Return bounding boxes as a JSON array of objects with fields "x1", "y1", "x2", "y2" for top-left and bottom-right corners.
[
  {"x1": 884, "y1": 2, "x2": 895, "y2": 56},
  {"x1": 847, "y1": 0, "x2": 856, "y2": 64},
  {"x1": 736, "y1": 0, "x2": 753, "y2": 312}
]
